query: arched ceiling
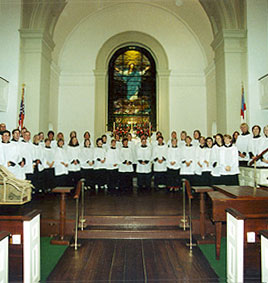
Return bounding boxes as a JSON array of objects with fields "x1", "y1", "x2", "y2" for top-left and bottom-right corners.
[
  {"x1": 21, "y1": 0, "x2": 246, "y2": 68},
  {"x1": 52, "y1": 0, "x2": 214, "y2": 66}
]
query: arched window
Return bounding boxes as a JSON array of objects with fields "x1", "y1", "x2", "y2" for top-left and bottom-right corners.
[{"x1": 108, "y1": 46, "x2": 156, "y2": 136}]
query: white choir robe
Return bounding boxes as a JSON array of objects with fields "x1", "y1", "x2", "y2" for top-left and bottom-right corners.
[
  {"x1": 204, "y1": 147, "x2": 213, "y2": 173},
  {"x1": 178, "y1": 140, "x2": 186, "y2": 148},
  {"x1": 180, "y1": 145, "x2": 196, "y2": 175},
  {"x1": 115, "y1": 141, "x2": 122, "y2": 150},
  {"x1": 248, "y1": 136, "x2": 263, "y2": 166},
  {"x1": 43, "y1": 147, "x2": 55, "y2": 169},
  {"x1": 259, "y1": 136, "x2": 268, "y2": 167},
  {"x1": 219, "y1": 145, "x2": 240, "y2": 175},
  {"x1": 0, "y1": 143, "x2": 5, "y2": 165},
  {"x1": 67, "y1": 146, "x2": 81, "y2": 172},
  {"x1": 192, "y1": 139, "x2": 200, "y2": 147},
  {"x1": 102, "y1": 142, "x2": 109, "y2": 152},
  {"x1": 50, "y1": 140, "x2": 57, "y2": 149},
  {"x1": 106, "y1": 147, "x2": 120, "y2": 170},
  {"x1": 152, "y1": 144, "x2": 168, "y2": 172},
  {"x1": 54, "y1": 147, "x2": 69, "y2": 176},
  {"x1": 119, "y1": 147, "x2": 134, "y2": 173},
  {"x1": 32, "y1": 143, "x2": 44, "y2": 172},
  {"x1": 79, "y1": 147, "x2": 95, "y2": 170},
  {"x1": 210, "y1": 145, "x2": 223, "y2": 177},
  {"x1": 19, "y1": 141, "x2": 34, "y2": 175},
  {"x1": 2, "y1": 142, "x2": 25, "y2": 179},
  {"x1": 236, "y1": 133, "x2": 251, "y2": 161},
  {"x1": 167, "y1": 146, "x2": 181, "y2": 170},
  {"x1": 93, "y1": 147, "x2": 107, "y2": 170},
  {"x1": 136, "y1": 145, "x2": 152, "y2": 173},
  {"x1": 195, "y1": 146, "x2": 207, "y2": 175},
  {"x1": 128, "y1": 140, "x2": 137, "y2": 164}
]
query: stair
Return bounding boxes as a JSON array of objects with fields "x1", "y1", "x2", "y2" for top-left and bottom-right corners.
[{"x1": 77, "y1": 215, "x2": 190, "y2": 239}]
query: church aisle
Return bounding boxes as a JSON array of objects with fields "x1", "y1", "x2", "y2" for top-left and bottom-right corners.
[{"x1": 47, "y1": 239, "x2": 218, "y2": 282}]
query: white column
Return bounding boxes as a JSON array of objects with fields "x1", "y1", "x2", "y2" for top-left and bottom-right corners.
[
  {"x1": 19, "y1": 29, "x2": 55, "y2": 134},
  {"x1": 211, "y1": 30, "x2": 247, "y2": 134}
]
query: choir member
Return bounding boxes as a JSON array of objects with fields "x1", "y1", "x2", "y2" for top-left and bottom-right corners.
[
  {"x1": 56, "y1": 132, "x2": 65, "y2": 142},
  {"x1": 167, "y1": 131, "x2": 177, "y2": 147},
  {"x1": 83, "y1": 131, "x2": 91, "y2": 145},
  {"x1": 259, "y1": 125, "x2": 268, "y2": 167},
  {"x1": 232, "y1": 131, "x2": 240, "y2": 144},
  {"x1": 115, "y1": 133, "x2": 122, "y2": 149},
  {"x1": 20, "y1": 131, "x2": 34, "y2": 182},
  {"x1": 248, "y1": 125, "x2": 262, "y2": 166},
  {"x1": 106, "y1": 139, "x2": 120, "y2": 193},
  {"x1": 93, "y1": 138, "x2": 107, "y2": 190},
  {"x1": 192, "y1": 130, "x2": 201, "y2": 147},
  {"x1": 119, "y1": 138, "x2": 134, "y2": 192},
  {"x1": 32, "y1": 134, "x2": 45, "y2": 193},
  {"x1": 180, "y1": 136, "x2": 196, "y2": 185},
  {"x1": 67, "y1": 137, "x2": 81, "y2": 187},
  {"x1": 178, "y1": 130, "x2": 187, "y2": 148},
  {"x1": 220, "y1": 134, "x2": 239, "y2": 185},
  {"x1": 54, "y1": 138, "x2": 69, "y2": 187},
  {"x1": 79, "y1": 138, "x2": 94, "y2": 189},
  {"x1": 236, "y1": 123, "x2": 251, "y2": 166},
  {"x1": 43, "y1": 138, "x2": 56, "y2": 192},
  {"x1": 211, "y1": 133, "x2": 224, "y2": 185},
  {"x1": 102, "y1": 134, "x2": 109, "y2": 151},
  {"x1": 195, "y1": 136, "x2": 207, "y2": 186},
  {"x1": 127, "y1": 132, "x2": 137, "y2": 172},
  {"x1": 136, "y1": 136, "x2": 152, "y2": 192},
  {"x1": 2, "y1": 130, "x2": 25, "y2": 180},
  {"x1": 11, "y1": 129, "x2": 20, "y2": 143},
  {"x1": 0, "y1": 123, "x2": 6, "y2": 136},
  {"x1": 167, "y1": 138, "x2": 181, "y2": 191},
  {"x1": 38, "y1": 132, "x2": 45, "y2": 147},
  {"x1": 47, "y1": 130, "x2": 57, "y2": 148},
  {"x1": 203, "y1": 137, "x2": 214, "y2": 186},
  {"x1": 152, "y1": 135, "x2": 167, "y2": 190}
]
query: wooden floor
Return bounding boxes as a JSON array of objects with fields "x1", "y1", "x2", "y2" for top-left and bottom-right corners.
[
  {"x1": 47, "y1": 239, "x2": 219, "y2": 282},
  {"x1": 29, "y1": 187, "x2": 202, "y2": 218}
]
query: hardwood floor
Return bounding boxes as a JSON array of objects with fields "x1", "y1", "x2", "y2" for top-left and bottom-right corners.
[{"x1": 47, "y1": 239, "x2": 219, "y2": 282}]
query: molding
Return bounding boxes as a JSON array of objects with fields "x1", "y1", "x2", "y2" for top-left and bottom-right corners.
[
  {"x1": 204, "y1": 61, "x2": 215, "y2": 77},
  {"x1": 211, "y1": 29, "x2": 247, "y2": 52}
]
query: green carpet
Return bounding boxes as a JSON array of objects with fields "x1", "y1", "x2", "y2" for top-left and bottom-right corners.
[
  {"x1": 40, "y1": 237, "x2": 68, "y2": 282},
  {"x1": 198, "y1": 238, "x2": 227, "y2": 282}
]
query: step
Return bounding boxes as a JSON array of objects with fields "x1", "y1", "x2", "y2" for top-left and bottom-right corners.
[
  {"x1": 83, "y1": 215, "x2": 184, "y2": 227},
  {"x1": 77, "y1": 227, "x2": 189, "y2": 239}
]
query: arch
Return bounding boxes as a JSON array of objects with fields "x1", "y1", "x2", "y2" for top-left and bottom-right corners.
[{"x1": 94, "y1": 31, "x2": 170, "y2": 139}]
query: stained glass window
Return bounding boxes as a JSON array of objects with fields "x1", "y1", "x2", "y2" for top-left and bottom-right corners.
[{"x1": 108, "y1": 46, "x2": 156, "y2": 136}]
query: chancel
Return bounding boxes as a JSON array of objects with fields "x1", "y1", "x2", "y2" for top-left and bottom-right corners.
[{"x1": 0, "y1": 0, "x2": 268, "y2": 282}]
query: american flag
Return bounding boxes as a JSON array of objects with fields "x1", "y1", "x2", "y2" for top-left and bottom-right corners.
[
  {"x1": 240, "y1": 85, "x2": 246, "y2": 120},
  {"x1": 18, "y1": 84, "x2": 25, "y2": 130}
]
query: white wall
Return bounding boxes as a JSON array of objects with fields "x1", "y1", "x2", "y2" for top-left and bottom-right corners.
[
  {"x1": 0, "y1": 0, "x2": 21, "y2": 129},
  {"x1": 57, "y1": 2, "x2": 207, "y2": 140},
  {"x1": 247, "y1": 0, "x2": 268, "y2": 128}
]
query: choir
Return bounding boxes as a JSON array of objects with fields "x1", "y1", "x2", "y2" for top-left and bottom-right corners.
[{"x1": 0, "y1": 122, "x2": 267, "y2": 195}]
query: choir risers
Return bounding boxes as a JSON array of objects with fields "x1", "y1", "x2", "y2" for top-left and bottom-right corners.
[{"x1": 239, "y1": 166, "x2": 268, "y2": 187}]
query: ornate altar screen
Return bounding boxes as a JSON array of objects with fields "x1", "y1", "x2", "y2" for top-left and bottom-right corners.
[{"x1": 108, "y1": 46, "x2": 156, "y2": 136}]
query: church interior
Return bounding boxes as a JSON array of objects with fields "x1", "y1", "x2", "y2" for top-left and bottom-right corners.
[{"x1": 1, "y1": 0, "x2": 268, "y2": 282}]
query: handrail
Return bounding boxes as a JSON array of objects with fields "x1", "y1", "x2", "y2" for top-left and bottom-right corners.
[
  {"x1": 249, "y1": 147, "x2": 268, "y2": 166},
  {"x1": 71, "y1": 179, "x2": 83, "y2": 250},
  {"x1": 184, "y1": 179, "x2": 194, "y2": 199},
  {"x1": 183, "y1": 179, "x2": 196, "y2": 251},
  {"x1": 73, "y1": 180, "x2": 82, "y2": 200}
]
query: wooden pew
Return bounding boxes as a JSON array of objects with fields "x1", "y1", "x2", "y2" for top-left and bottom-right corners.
[
  {"x1": 226, "y1": 208, "x2": 268, "y2": 282},
  {"x1": 207, "y1": 185, "x2": 268, "y2": 260}
]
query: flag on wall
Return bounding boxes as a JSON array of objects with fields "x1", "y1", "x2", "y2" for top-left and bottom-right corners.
[
  {"x1": 240, "y1": 84, "x2": 246, "y2": 120},
  {"x1": 18, "y1": 84, "x2": 25, "y2": 130}
]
